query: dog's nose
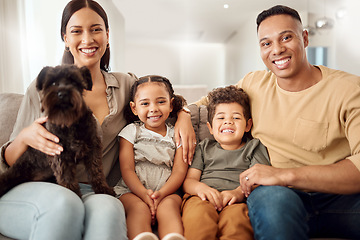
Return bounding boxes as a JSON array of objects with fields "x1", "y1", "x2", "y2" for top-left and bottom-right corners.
[{"x1": 57, "y1": 91, "x2": 67, "y2": 99}]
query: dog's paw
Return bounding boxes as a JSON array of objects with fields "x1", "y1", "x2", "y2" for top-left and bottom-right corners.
[{"x1": 95, "y1": 186, "x2": 116, "y2": 197}]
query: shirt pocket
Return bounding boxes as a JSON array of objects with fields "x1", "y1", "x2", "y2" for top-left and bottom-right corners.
[{"x1": 293, "y1": 118, "x2": 329, "y2": 152}]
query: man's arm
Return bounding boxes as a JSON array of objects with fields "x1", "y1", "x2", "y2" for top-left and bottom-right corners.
[{"x1": 240, "y1": 159, "x2": 360, "y2": 197}]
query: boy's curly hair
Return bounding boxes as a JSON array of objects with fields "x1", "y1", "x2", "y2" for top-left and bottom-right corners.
[{"x1": 207, "y1": 85, "x2": 251, "y2": 127}]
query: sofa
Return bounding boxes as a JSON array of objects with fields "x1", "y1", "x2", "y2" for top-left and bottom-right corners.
[
  {"x1": 0, "y1": 93, "x2": 347, "y2": 240},
  {"x1": 0, "y1": 92, "x2": 212, "y2": 240}
]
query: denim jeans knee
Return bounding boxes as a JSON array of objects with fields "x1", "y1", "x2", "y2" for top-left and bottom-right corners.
[
  {"x1": 0, "y1": 182, "x2": 84, "y2": 240},
  {"x1": 246, "y1": 186, "x2": 308, "y2": 240}
]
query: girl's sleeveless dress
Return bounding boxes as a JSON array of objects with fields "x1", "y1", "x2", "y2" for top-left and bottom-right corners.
[{"x1": 114, "y1": 122, "x2": 176, "y2": 197}]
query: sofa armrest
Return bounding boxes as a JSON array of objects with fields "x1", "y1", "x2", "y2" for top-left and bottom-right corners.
[{"x1": 0, "y1": 93, "x2": 24, "y2": 147}]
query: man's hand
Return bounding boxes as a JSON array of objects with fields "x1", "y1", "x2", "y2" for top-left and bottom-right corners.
[
  {"x1": 174, "y1": 110, "x2": 196, "y2": 164},
  {"x1": 240, "y1": 164, "x2": 287, "y2": 197}
]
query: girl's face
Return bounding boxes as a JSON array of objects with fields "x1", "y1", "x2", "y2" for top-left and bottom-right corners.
[
  {"x1": 130, "y1": 82, "x2": 173, "y2": 133},
  {"x1": 63, "y1": 7, "x2": 109, "y2": 70}
]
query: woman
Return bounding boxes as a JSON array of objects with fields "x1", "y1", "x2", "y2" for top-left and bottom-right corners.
[{"x1": 0, "y1": 1, "x2": 195, "y2": 239}]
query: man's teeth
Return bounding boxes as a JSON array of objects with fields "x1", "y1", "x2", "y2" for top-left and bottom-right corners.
[
  {"x1": 274, "y1": 58, "x2": 290, "y2": 65},
  {"x1": 222, "y1": 129, "x2": 234, "y2": 133},
  {"x1": 81, "y1": 48, "x2": 96, "y2": 53}
]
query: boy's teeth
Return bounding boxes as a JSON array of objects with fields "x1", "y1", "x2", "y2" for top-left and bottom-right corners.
[{"x1": 222, "y1": 129, "x2": 234, "y2": 133}]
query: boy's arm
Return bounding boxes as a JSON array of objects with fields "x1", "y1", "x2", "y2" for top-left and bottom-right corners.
[
  {"x1": 183, "y1": 167, "x2": 223, "y2": 211},
  {"x1": 220, "y1": 186, "x2": 246, "y2": 206}
]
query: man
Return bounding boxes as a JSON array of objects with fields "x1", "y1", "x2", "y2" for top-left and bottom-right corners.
[{"x1": 196, "y1": 5, "x2": 360, "y2": 240}]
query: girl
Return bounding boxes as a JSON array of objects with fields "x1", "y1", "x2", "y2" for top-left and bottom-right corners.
[
  {"x1": 115, "y1": 75, "x2": 188, "y2": 240},
  {"x1": 0, "y1": 0, "x2": 195, "y2": 239}
]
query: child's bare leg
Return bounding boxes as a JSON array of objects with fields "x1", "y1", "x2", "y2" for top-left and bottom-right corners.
[
  {"x1": 120, "y1": 193, "x2": 153, "y2": 239},
  {"x1": 156, "y1": 194, "x2": 183, "y2": 238}
]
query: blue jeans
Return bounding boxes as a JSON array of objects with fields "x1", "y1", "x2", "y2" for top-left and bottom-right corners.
[
  {"x1": 0, "y1": 182, "x2": 127, "y2": 240},
  {"x1": 247, "y1": 186, "x2": 360, "y2": 240},
  {"x1": 247, "y1": 185, "x2": 360, "y2": 240}
]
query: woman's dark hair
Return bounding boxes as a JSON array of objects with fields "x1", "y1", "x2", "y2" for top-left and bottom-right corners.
[
  {"x1": 60, "y1": 0, "x2": 110, "y2": 72},
  {"x1": 207, "y1": 85, "x2": 252, "y2": 141},
  {"x1": 256, "y1": 5, "x2": 302, "y2": 31},
  {"x1": 125, "y1": 75, "x2": 187, "y2": 123}
]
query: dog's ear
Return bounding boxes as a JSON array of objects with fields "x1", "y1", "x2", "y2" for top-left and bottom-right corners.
[
  {"x1": 79, "y1": 66, "x2": 93, "y2": 91},
  {"x1": 36, "y1": 66, "x2": 52, "y2": 91}
]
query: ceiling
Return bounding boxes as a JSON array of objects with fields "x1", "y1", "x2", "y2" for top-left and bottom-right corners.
[{"x1": 112, "y1": 0, "x2": 344, "y2": 43}]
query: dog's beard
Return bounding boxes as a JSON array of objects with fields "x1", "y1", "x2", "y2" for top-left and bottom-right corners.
[{"x1": 41, "y1": 89, "x2": 87, "y2": 128}]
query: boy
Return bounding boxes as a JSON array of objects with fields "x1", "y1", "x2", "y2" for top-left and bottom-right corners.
[{"x1": 182, "y1": 85, "x2": 270, "y2": 240}]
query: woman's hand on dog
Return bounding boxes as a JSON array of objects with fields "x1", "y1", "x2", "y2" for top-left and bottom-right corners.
[
  {"x1": 5, "y1": 117, "x2": 63, "y2": 166},
  {"x1": 21, "y1": 117, "x2": 63, "y2": 156}
]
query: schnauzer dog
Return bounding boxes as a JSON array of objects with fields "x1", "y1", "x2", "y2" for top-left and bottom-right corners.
[{"x1": 0, "y1": 65, "x2": 115, "y2": 197}]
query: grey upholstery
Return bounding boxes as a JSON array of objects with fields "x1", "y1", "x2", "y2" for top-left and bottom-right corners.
[{"x1": 0, "y1": 94, "x2": 348, "y2": 240}]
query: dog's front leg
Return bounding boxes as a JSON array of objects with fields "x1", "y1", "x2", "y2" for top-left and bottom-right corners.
[
  {"x1": 83, "y1": 153, "x2": 115, "y2": 196},
  {"x1": 48, "y1": 155, "x2": 82, "y2": 197}
]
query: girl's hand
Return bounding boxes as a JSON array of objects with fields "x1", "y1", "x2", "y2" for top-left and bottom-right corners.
[
  {"x1": 220, "y1": 187, "x2": 245, "y2": 207},
  {"x1": 150, "y1": 190, "x2": 165, "y2": 211},
  {"x1": 174, "y1": 111, "x2": 196, "y2": 165},
  {"x1": 195, "y1": 184, "x2": 223, "y2": 211},
  {"x1": 140, "y1": 189, "x2": 156, "y2": 220}
]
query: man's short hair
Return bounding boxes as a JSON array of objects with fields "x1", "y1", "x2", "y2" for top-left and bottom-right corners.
[{"x1": 256, "y1": 5, "x2": 302, "y2": 31}]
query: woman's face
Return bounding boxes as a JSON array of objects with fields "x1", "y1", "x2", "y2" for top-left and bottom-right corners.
[{"x1": 63, "y1": 7, "x2": 109, "y2": 70}]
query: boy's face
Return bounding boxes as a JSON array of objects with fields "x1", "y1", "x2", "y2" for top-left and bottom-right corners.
[{"x1": 207, "y1": 102, "x2": 252, "y2": 150}]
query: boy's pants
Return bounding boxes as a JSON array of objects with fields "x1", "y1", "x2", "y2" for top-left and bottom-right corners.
[{"x1": 181, "y1": 194, "x2": 254, "y2": 240}]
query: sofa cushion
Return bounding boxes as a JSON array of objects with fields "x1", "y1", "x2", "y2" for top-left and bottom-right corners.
[
  {"x1": 0, "y1": 93, "x2": 23, "y2": 146},
  {"x1": 198, "y1": 105, "x2": 213, "y2": 142},
  {"x1": 188, "y1": 104, "x2": 213, "y2": 143}
]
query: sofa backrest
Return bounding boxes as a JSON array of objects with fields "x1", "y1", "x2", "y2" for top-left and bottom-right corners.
[
  {"x1": 188, "y1": 104, "x2": 214, "y2": 143},
  {"x1": 0, "y1": 93, "x2": 24, "y2": 146}
]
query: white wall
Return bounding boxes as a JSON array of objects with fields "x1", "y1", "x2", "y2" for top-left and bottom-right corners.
[
  {"x1": 0, "y1": 0, "x2": 24, "y2": 93},
  {"x1": 224, "y1": 11, "x2": 264, "y2": 86},
  {"x1": 224, "y1": 2, "x2": 360, "y2": 83},
  {"x1": 0, "y1": 0, "x2": 125, "y2": 94},
  {"x1": 21, "y1": 0, "x2": 68, "y2": 89},
  {"x1": 333, "y1": 0, "x2": 360, "y2": 76},
  {"x1": 124, "y1": 40, "x2": 225, "y2": 91},
  {"x1": 1, "y1": 0, "x2": 359, "y2": 94}
]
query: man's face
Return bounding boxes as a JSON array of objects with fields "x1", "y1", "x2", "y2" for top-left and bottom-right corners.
[{"x1": 257, "y1": 14, "x2": 309, "y2": 81}]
